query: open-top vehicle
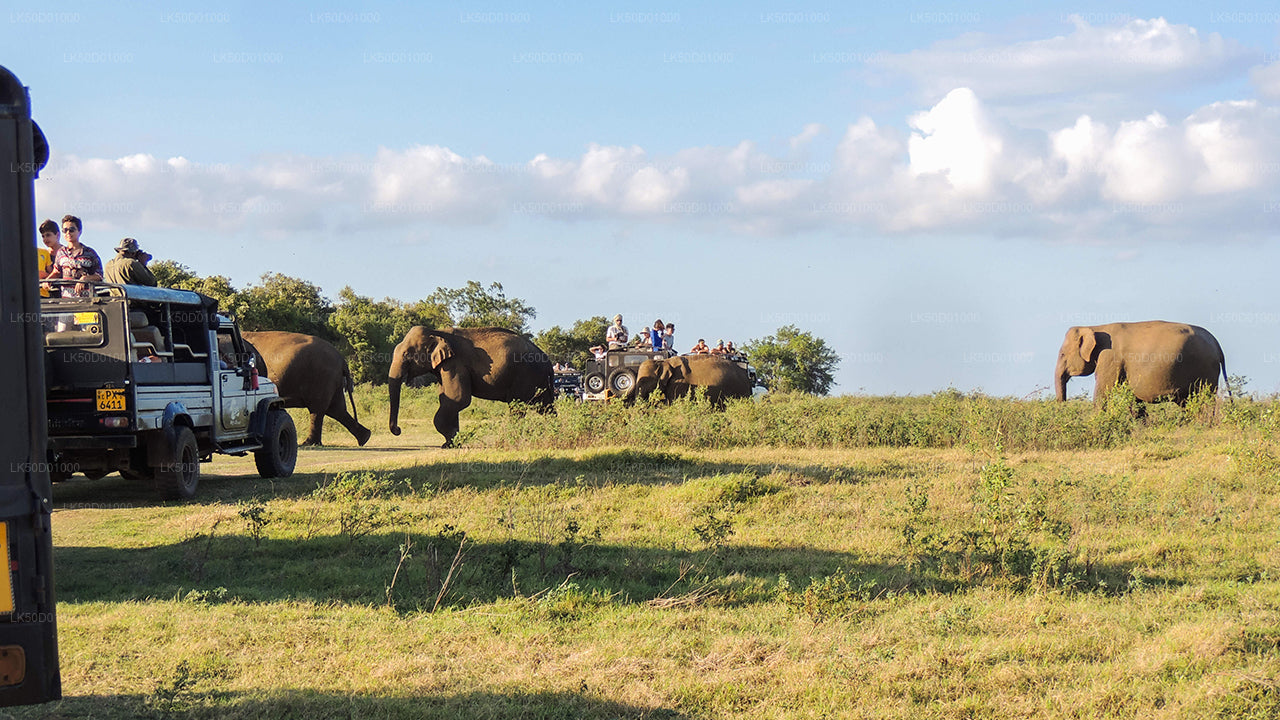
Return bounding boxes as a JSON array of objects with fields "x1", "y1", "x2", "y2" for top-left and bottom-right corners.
[
  {"x1": 42, "y1": 282, "x2": 297, "y2": 499},
  {"x1": 581, "y1": 346, "x2": 762, "y2": 401},
  {"x1": 581, "y1": 347, "x2": 672, "y2": 399}
]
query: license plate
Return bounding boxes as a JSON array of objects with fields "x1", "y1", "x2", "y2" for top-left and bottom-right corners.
[{"x1": 96, "y1": 388, "x2": 126, "y2": 412}]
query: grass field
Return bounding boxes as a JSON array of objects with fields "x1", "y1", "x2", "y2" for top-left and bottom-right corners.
[{"x1": 13, "y1": 386, "x2": 1280, "y2": 719}]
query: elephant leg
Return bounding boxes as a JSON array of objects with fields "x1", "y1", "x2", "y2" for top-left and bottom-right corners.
[
  {"x1": 302, "y1": 411, "x2": 325, "y2": 446},
  {"x1": 434, "y1": 395, "x2": 471, "y2": 448},
  {"x1": 326, "y1": 392, "x2": 372, "y2": 446},
  {"x1": 1093, "y1": 363, "x2": 1122, "y2": 408},
  {"x1": 434, "y1": 372, "x2": 473, "y2": 448}
]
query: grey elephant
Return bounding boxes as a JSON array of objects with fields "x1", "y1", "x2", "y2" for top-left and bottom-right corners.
[
  {"x1": 388, "y1": 326, "x2": 553, "y2": 447},
  {"x1": 1054, "y1": 321, "x2": 1227, "y2": 406},
  {"x1": 243, "y1": 331, "x2": 372, "y2": 447},
  {"x1": 627, "y1": 354, "x2": 752, "y2": 407}
]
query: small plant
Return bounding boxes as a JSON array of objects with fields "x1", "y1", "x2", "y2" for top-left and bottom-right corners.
[
  {"x1": 898, "y1": 455, "x2": 1078, "y2": 592},
  {"x1": 313, "y1": 470, "x2": 409, "y2": 502},
  {"x1": 716, "y1": 473, "x2": 782, "y2": 504},
  {"x1": 237, "y1": 501, "x2": 271, "y2": 546},
  {"x1": 533, "y1": 580, "x2": 614, "y2": 622},
  {"x1": 1228, "y1": 439, "x2": 1280, "y2": 479},
  {"x1": 385, "y1": 532, "x2": 414, "y2": 609},
  {"x1": 181, "y1": 586, "x2": 228, "y2": 604},
  {"x1": 147, "y1": 660, "x2": 196, "y2": 717},
  {"x1": 691, "y1": 504, "x2": 735, "y2": 550},
  {"x1": 425, "y1": 524, "x2": 468, "y2": 611},
  {"x1": 900, "y1": 482, "x2": 935, "y2": 571},
  {"x1": 1181, "y1": 383, "x2": 1219, "y2": 426},
  {"x1": 555, "y1": 519, "x2": 600, "y2": 575},
  {"x1": 339, "y1": 503, "x2": 402, "y2": 543},
  {"x1": 1090, "y1": 382, "x2": 1139, "y2": 446},
  {"x1": 182, "y1": 518, "x2": 223, "y2": 581},
  {"x1": 777, "y1": 569, "x2": 881, "y2": 623}
]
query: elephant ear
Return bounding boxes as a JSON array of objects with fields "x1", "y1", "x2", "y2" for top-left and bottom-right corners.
[
  {"x1": 429, "y1": 335, "x2": 455, "y2": 372},
  {"x1": 1079, "y1": 328, "x2": 1098, "y2": 363},
  {"x1": 668, "y1": 356, "x2": 689, "y2": 381}
]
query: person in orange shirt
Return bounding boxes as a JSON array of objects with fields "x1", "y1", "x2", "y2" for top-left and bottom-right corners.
[{"x1": 36, "y1": 218, "x2": 60, "y2": 297}]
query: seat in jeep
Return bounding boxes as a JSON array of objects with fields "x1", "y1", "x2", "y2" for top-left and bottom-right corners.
[{"x1": 128, "y1": 311, "x2": 167, "y2": 358}]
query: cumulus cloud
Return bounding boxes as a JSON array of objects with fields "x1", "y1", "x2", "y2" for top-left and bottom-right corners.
[
  {"x1": 907, "y1": 88, "x2": 1004, "y2": 195},
  {"x1": 871, "y1": 17, "x2": 1257, "y2": 102},
  {"x1": 36, "y1": 88, "x2": 1280, "y2": 243},
  {"x1": 1252, "y1": 61, "x2": 1280, "y2": 99}
]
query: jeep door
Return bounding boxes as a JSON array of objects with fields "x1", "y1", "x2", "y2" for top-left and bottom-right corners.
[{"x1": 214, "y1": 327, "x2": 252, "y2": 436}]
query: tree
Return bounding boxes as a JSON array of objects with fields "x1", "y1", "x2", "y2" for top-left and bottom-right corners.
[
  {"x1": 427, "y1": 281, "x2": 536, "y2": 334},
  {"x1": 238, "y1": 272, "x2": 335, "y2": 339},
  {"x1": 743, "y1": 325, "x2": 840, "y2": 395},
  {"x1": 534, "y1": 316, "x2": 609, "y2": 369},
  {"x1": 149, "y1": 259, "x2": 243, "y2": 318},
  {"x1": 328, "y1": 287, "x2": 451, "y2": 384}
]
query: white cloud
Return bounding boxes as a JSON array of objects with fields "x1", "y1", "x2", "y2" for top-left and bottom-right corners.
[
  {"x1": 34, "y1": 89, "x2": 1280, "y2": 243},
  {"x1": 1185, "y1": 100, "x2": 1271, "y2": 194},
  {"x1": 1251, "y1": 61, "x2": 1280, "y2": 99},
  {"x1": 789, "y1": 123, "x2": 823, "y2": 150},
  {"x1": 872, "y1": 17, "x2": 1256, "y2": 101},
  {"x1": 1101, "y1": 112, "x2": 1195, "y2": 203},
  {"x1": 907, "y1": 88, "x2": 1003, "y2": 195}
]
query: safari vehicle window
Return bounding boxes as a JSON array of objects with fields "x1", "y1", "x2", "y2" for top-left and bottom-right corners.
[
  {"x1": 42, "y1": 310, "x2": 106, "y2": 347},
  {"x1": 216, "y1": 330, "x2": 245, "y2": 369}
]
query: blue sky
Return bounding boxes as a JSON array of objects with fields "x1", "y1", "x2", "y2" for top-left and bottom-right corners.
[{"x1": 9, "y1": 1, "x2": 1280, "y2": 395}]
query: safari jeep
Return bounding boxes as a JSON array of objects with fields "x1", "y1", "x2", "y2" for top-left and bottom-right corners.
[
  {"x1": 582, "y1": 347, "x2": 672, "y2": 399},
  {"x1": 42, "y1": 282, "x2": 297, "y2": 499}
]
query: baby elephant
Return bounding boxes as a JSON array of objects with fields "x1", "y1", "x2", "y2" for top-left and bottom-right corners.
[
  {"x1": 628, "y1": 355, "x2": 752, "y2": 407},
  {"x1": 1054, "y1": 320, "x2": 1227, "y2": 406},
  {"x1": 243, "y1": 331, "x2": 372, "y2": 446}
]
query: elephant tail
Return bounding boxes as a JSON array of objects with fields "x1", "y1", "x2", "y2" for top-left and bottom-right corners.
[
  {"x1": 344, "y1": 366, "x2": 360, "y2": 421},
  {"x1": 1220, "y1": 346, "x2": 1233, "y2": 404}
]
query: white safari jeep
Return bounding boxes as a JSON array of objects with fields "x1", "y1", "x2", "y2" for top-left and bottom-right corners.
[{"x1": 42, "y1": 283, "x2": 297, "y2": 499}]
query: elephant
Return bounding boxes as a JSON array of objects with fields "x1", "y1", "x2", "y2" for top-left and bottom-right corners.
[
  {"x1": 1054, "y1": 321, "x2": 1228, "y2": 406},
  {"x1": 626, "y1": 354, "x2": 752, "y2": 407},
  {"x1": 387, "y1": 326, "x2": 553, "y2": 447},
  {"x1": 242, "y1": 331, "x2": 371, "y2": 447}
]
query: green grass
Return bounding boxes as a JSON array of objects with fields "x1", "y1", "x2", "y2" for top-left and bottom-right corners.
[{"x1": 16, "y1": 387, "x2": 1280, "y2": 719}]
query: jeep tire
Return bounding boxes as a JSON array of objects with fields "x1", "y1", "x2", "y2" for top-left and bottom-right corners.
[
  {"x1": 155, "y1": 426, "x2": 200, "y2": 500},
  {"x1": 584, "y1": 372, "x2": 606, "y2": 394},
  {"x1": 254, "y1": 408, "x2": 297, "y2": 479},
  {"x1": 610, "y1": 370, "x2": 635, "y2": 394}
]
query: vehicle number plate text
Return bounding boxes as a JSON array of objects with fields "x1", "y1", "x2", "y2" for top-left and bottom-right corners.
[{"x1": 96, "y1": 388, "x2": 126, "y2": 412}]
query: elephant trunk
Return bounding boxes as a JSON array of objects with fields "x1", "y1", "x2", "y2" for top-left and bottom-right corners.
[
  {"x1": 388, "y1": 376, "x2": 403, "y2": 436},
  {"x1": 1054, "y1": 357, "x2": 1068, "y2": 401}
]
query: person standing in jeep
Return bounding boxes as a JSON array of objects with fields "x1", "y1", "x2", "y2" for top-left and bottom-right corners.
[
  {"x1": 46, "y1": 214, "x2": 102, "y2": 297},
  {"x1": 104, "y1": 237, "x2": 157, "y2": 287}
]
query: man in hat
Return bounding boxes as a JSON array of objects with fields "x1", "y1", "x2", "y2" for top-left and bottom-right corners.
[
  {"x1": 104, "y1": 237, "x2": 157, "y2": 287},
  {"x1": 605, "y1": 314, "x2": 629, "y2": 350}
]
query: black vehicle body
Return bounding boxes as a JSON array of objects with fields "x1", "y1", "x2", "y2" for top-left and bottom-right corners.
[
  {"x1": 552, "y1": 370, "x2": 584, "y2": 401},
  {"x1": 0, "y1": 62, "x2": 60, "y2": 706},
  {"x1": 42, "y1": 283, "x2": 297, "y2": 499}
]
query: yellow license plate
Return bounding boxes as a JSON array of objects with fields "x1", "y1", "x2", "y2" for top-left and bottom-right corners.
[
  {"x1": 96, "y1": 388, "x2": 126, "y2": 412},
  {"x1": 73, "y1": 312, "x2": 98, "y2": 325}
]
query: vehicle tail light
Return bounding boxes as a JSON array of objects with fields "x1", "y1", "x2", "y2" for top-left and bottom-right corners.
[{"x1": 100, "y1": 416, "x2": 129, "y2": 429}]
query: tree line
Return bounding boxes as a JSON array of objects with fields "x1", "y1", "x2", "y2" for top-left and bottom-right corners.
[{"x1": 150, "y1": 260, "x2": 839, "y2": 394}]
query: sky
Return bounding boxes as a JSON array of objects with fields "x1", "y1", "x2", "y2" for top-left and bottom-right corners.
[{"x1": 8, "y1": 1, "x2": 1280, "y2": 396}]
